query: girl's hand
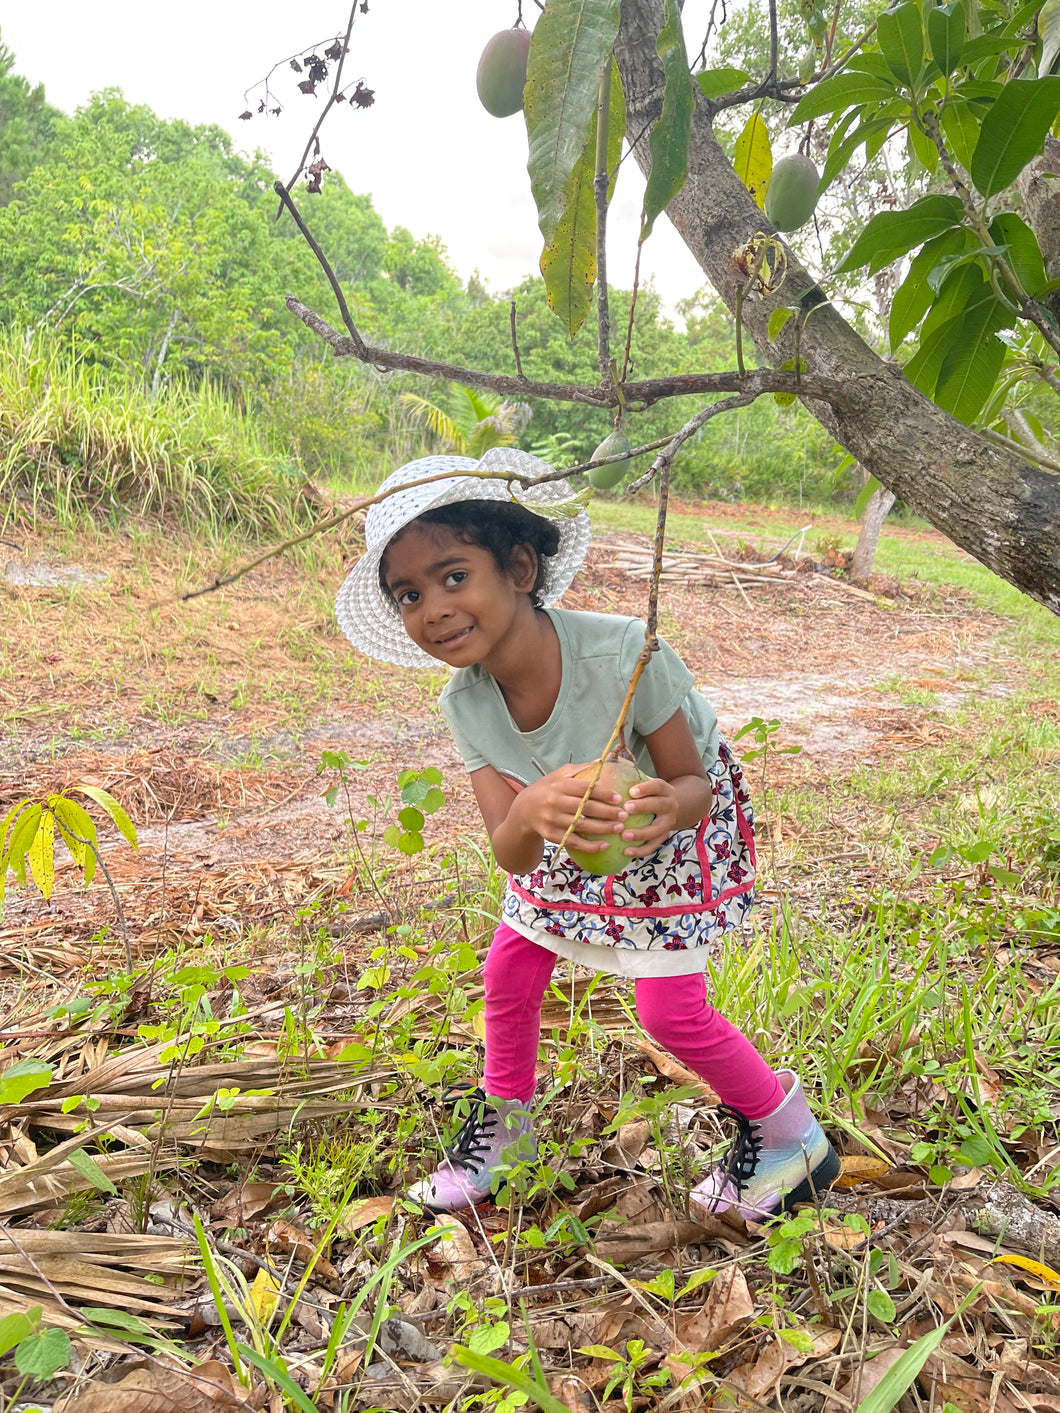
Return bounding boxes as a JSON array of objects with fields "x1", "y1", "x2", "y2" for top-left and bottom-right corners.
[
  {"x1": 617, "y1": 776, "x2": 680, "y2": 857},
  {"x1": 514, "y1": 763, "x2": 626, "y2": 854}
]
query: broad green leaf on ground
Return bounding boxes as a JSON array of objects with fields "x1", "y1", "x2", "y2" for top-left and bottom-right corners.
[
  {"x1": 889, "y1": 227, "x2": 971, "y2": 349},
  {"x1": 0, "y1": 1059, "x2": 54, "y2": 1105},
  {"x1": 877, "y1": 2, "x2": 925, "y2": 87},
  {"x1": 789, "y1": 71, "x2": 898, "y2": 124},
  {"x1": 695, "y1": 66, "x2": 750, "y2": 99},
  {"x1": 541, "y1": 59, "x2": 624, "y2": 336},
  {"x1": 67, "y1": 1147, "x2": 119, "y2": 1195},
  {"x1": 1040, "y1": 0, "x2": 1060, "y2": 76},
  {"x1": 525, "y1": 0, "x2": 621, "y2": 247},
  {"x1": 452, "y1": 1346, "x2": 577, "y2": 1413},
  {"x1": 988, "y1": 211, "x2": 1049, "y2": 297},
  {"x1": 734, "y1": 113, "x2": 772, "y2": 210},
  {"x1": 835, "y1": 194, "x2": 963, "y2": 274},
  {"x1": 969, "y1": 77, "x2": 1060, "y2": 197},
  {"x1": 75, "y1": 785, "x2": 138, "y2": 850},
  {"x1": 0, "y1": 1312, "x2": 36, "y2": 1360},
  {"x1": 26, "y1": 807, "x2": 54, "y2": 899},
  {"x1": 641, "y1": 0, "x2": 694, "y2": 237},
  {"x1": 928, "y1": 2, "x2": 966, "y2": 73},
  {"x1": 14, "y1": 1327, "x2": 71, "y2": 1382}
]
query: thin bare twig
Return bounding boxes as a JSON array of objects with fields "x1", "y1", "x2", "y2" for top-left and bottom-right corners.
[
  {"x1": 509, "y1": 301, "x2": 525, "y2": 381},
  {"x1": 274, "y1": 183, "x2": 367, "y2": 355},
  {"x1": 277, "y1": 1, "x2": 360, "y2": 211},
  {"x1": 595, "y1": 61, "x2": 615, "y2": 399}
]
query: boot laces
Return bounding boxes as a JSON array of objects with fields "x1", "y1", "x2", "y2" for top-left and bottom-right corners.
[
  {"x1": 446, "y1": 1091, "x2": 500, "y2": 1177},
  {"x1": 717, "y1": 1104, "x2": 762, "y2": 1195}
]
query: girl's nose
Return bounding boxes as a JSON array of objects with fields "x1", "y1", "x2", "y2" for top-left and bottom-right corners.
[{"x1": 422, "y1": 588, "x2": 452, "y2": 623}]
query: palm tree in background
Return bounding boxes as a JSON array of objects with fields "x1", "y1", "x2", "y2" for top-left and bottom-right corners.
[{"x1": 401, "y1": 383, "x2": 532, "y2": 458}]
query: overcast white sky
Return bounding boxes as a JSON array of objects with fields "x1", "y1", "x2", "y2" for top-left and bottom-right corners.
[{"x1": 3, "y1": 0, "x2": 714, "y2": 321}]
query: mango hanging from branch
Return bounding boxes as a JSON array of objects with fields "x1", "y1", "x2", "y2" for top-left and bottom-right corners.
[
  {"x1": 476, "y1": 29, "x2": 532, "y2": 117},
  {"x1": 764, "y1": 154, "x2": 820, "y2": 233}
]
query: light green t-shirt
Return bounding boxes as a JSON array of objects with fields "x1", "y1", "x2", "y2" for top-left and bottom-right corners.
[{"x1": 438, "y1": 608, "x2": 718, "y2": 784}]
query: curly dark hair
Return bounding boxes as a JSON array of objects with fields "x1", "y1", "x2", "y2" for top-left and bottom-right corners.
[{"x1": 380, "y1": 500, "x2": 561, "y2": 607}]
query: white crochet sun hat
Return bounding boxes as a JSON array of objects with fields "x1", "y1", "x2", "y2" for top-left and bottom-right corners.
[{"x1": 335, "y1": 447, "x2": 592, "y2": 669}]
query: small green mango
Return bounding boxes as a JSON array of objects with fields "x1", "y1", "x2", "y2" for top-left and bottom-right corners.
[
  {"x1": 566, "y1": 759, "x2": 655, "y2": 877},
  {"x1": 764, "y1": 154, "x2": 820, "y2": 233},
  {"x1": 476, "y1": 29, "x2": 532, "y2": 118},
  {"x1": 588, "y1": 429, "x2": 633, "y2": 489}
]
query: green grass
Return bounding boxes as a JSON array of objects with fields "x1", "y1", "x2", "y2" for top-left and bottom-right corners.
[{"x1": 0, "y1": 331, "x2": 310, "y2": 535}]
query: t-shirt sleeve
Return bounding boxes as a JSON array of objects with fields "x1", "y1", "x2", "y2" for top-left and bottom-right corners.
[
  {"x1": 620, "y1": 618, "x2": 696, "y2": 737},
  {"x1": 439, "y1": 686, "x2": 490, "y2": 773}
]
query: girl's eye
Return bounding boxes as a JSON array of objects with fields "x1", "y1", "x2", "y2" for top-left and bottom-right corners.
[
  {"x1": 445, "y1": 571, "x2": 468, "y2": 587},
  {"x1": 396, "y1": 589, "x2": 419, "y2": 607}
]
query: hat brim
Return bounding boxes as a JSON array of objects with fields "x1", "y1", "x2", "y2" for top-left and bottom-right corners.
[{"x1": 335, "y1": 450, "x2": 591, "y2": 669}]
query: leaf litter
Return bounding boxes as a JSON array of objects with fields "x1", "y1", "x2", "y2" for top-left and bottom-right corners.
[{"x1": 0, "y1": 515, "x2": 1058, "y2": 1408}]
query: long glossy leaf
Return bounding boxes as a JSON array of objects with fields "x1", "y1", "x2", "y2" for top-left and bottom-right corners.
[
  {"x1": 75, "y1": 785, "x2": 139, "y2": 850},
  {"x1": 734, "y1": 113, "x2": 772, "y2": 210},
  {"x1": 525, "y1": 0, "x2": 621, "y2": 247},
  {"x1": 1041, "y1": 0, "x2": 1060, "y2": 76},
  {"x1": 823, "y1": 114, "x2": 891, "y2": 186},
  {"x1": 921, "y1": 262, "x2": 989, "y2": 342},
  {"x1": 695, "y1": 66, "x2": 750, "y2": 99},
  {"x1": 928, "y1": 2, "x2": 965, "y2": 73},
  {"x1": 989, "y1": 211, "x2": 1049, "y2": 297},
  {"x1": 789, "y1": 71, "x2": 897, "y2": 123},
  {"x1": 889, "y1": 227, "x2": 970, "y2": 349},
  {"x1": 940, "y1": 98, "x2": 981, "y2": 171},
  {"x1": 908, "y1": 117, "x2": 939, "y2": 175},
  {"x1": 641, "y1": 0, "x2": 694, "y2": 237},
  {"x1": 970, "y1": 76, "x2": 1060, "y2": 196},
  {"x1": 935, "y1": 297, "x2": 1010, "y2": 423},
  {"x1": 5, "y1": 803, "x2": 42, "y2": 886},
  {"x1": 452, "y1": 1346, "x2": 576, "y2": 1413},
  {"x1": 856, "y1": 1320, "x2": 953, "y2": 1413},
  {"x1": 878, "y1": 3, "x2": 924, "y2": 86},
  {"x1": 541, "y1": 60, "x2": 624, "y2": 336},
  {"x1": 836, "y1": 194, "x2": 963, "y2": 275}
]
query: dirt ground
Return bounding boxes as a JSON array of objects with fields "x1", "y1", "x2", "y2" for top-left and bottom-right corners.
[{"x1": 0, "y1": 506, "x2": 1044, "y2": 968}]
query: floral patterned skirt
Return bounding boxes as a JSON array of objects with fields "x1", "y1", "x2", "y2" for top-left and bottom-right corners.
[{"x1": 501, "y1": 740, "x2": 756, "y2": 961}]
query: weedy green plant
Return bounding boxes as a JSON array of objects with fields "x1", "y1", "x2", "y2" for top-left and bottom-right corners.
[
  {"x1": 0, "y1": 784, "x2": 138, "y2": 963},
  {"x1": 0, "y1": 1305, "x2": 73, "y2": 1409}
]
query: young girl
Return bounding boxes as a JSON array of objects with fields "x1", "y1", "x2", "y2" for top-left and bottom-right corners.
[{"x1": 336, "y1": 448, "x2": 838, "y2": 1221}]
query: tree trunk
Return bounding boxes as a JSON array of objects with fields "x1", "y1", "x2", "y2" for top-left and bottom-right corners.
[
  {"x1": 850, "y1": 483, "x2": 897, "y2": 585},
  {"x1": 614, "y1": 0, "x2": 1060, "y2": 616}
]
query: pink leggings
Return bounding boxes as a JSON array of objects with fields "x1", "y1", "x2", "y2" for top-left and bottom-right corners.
[{"x1": 482, "y1": 923, "x2": 784, "y2": 1119}]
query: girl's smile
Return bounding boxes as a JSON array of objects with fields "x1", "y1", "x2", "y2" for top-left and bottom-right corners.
[{"x1": 383, "y1": 523, "x2": 542, "y2": 672}]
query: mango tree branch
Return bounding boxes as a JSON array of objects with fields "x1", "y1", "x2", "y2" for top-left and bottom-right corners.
[
  {"x1": 595, "y1": 62, "x2": 615, "y2": 399},
  {"x1": 284, "y1": 295, "x2": 845, "y2": 409},
  {"x1": 558, "y1": 392, "x2": 757, "y2": 851}
]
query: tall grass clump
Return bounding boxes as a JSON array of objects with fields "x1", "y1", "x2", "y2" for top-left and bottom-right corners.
[{"x1": 0, "y1": 331, "x2": 310, "y2": 535}]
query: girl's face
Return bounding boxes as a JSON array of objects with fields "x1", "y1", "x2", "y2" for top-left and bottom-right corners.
[{"x1": 382, "y1": 522, "x2": 538, "y2": 669}]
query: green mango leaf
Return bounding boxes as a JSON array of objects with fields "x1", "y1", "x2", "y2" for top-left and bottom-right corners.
[
  {"x1": 695, "y1": 66, "x2": 750, "y2": 99},
  {"x1": 907, "y1": 116, "x2": 939, "y2": 175},
  {"x1": 835, "y1": 194, "x2": 963, "y2": 275},
  {"x1": 4, "y1": 803, "x2": 43, "y2": 887},
  {"x1": 75, "y1": 786, "x2": 138, "y2": 850},
  {"x1": 14, "y1": 1327, "x2": 72, "y2": 1382},
  {"x1": 877, "y1": 3, "x2": 924, "y2": 87},
  {"x1": 928, "y1": 2, "x2": 965, "y2": 73},
  {"x1": 641, "y1": 0, "x2": 694, "y2": 237},
  {"x1": 889, "y1": 227, "x2": 970, "y2": 349},
  {"x1": 988, "y1": 211, "x2": 1049, "y2": 296},
  {"x1": 970, "y1": 77, "x2": 1060, "y2": 197},
  {"x1": 50, "y1": 794, "x2": 97, "y2": 874},
  {"x1": 541, "y1": 59, "x2": 624, "y2": 336},
  {"x1": 66, "y1": 1146, "x2": 118, "y2": 1195},
  {"x1": 452, "y1": 1345, "x2": 580, "y2": 1412},
  {"x1": 855, "y1": 474, "x2": 883, "y2": 519},
  {"x1": 1040, "y1": 0, "x2": 1060, "y2": 75},
  {"x1": 855, "y1": 1319, "x2": 954, "y2": 1413},
  {"x1": 734, "y1": 112, "x2": 772, "y2": 210},
  {"x1": 768, "y1": 306, "x2": 795, "y2": 340},
  {"x1": 525, "y1": 0, "x2": 621, "y2": 248},
  {"x1": 939, "y1": 98, "x2": 982, "y2": 172},
  {"x1": 789, "y1": 71, "x2": 897, "y2": 123},
  {"x1": 822, "y1": 114, "x2": 892, "y2": 186},
  {"x1": 934, "y1": 297, "x2": 1009, "y2": 423},
  {"x1": 0, "y1": 797, "x2": 32, "y2": 857},
  {"x1": 920, "y1": 262, "x2": 990, "y2": 343}
]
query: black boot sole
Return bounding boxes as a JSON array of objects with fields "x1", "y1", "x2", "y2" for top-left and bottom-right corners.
[{"x1": 778, "y1": 1142, "x2": 842, "y2": 1212}]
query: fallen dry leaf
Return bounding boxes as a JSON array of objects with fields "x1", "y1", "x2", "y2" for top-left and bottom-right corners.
[
  {"x1": 335, "y1": 1194, "x2": 394, "y2": 1236},
  {"x1": 210, "y1": 1182, "x2": 285, "y2": 1228},
  {"x1": 676, "y1": 1262, "x2": 755, "y2": 1352},
  {"x1": 833, "y1": 1154, "x2": 891, "y2": 1187},
  {"x1": 55, "y1": 1357, "x2": 249, "y2": 1412},
  {"x1": 825, "y1": 1345, "x2": 905, "y2": 1413}
]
